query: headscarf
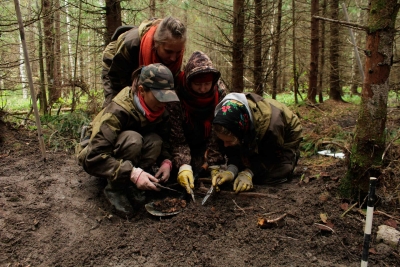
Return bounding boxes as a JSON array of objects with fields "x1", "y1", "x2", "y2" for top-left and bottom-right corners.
[
  {"x1": 213, "y1": 99, "x2": 251, "y2": 143},
  {"x1": 139, "y1": 26, "x2": 183, "y2": 76}
]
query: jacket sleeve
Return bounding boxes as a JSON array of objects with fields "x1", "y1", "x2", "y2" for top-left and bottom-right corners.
[
  {"x1": 81, "y1": 104, "x2": 135, "y2": 183},
  {"x1": 165, "y1": 102, "x2": 192, "y2": 169}
]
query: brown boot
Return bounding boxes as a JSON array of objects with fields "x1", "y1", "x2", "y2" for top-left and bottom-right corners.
[{"x1": 103, "y1": 182, "x2": 135, "y2": 218}]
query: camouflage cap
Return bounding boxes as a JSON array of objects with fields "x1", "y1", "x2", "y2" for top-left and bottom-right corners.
[{"x1": 139, "y1": 63, "x2": 179, "y2": 102}]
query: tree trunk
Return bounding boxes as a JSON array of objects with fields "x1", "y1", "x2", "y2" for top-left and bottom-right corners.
[
  {"x1": 328, "y1": 0, "x2": 343, "y2": 101},
  {"x1": 150, "y1": 0, "x2": 156, "y2": 18},
  {"x1": 343, "y1": 0, "x2": 399, "y2": 196},
  {"x1": 253, "y1": 0, "x2": 263, "y2": 95},
  {"x1": 42, "y1": 0, "x2": 56, "y2": 108},
  {"x1": 350, "y1": 4, "x2": 362, "y2": 96},
  {"x1": 231, "y1": 0, "x2": 245, "y2": 92},
  {"x1": 65, "y1": 0, "x2": 74, "y2": 79},
  {"x1": 53, "y1": 0, "x2": 61, "y2": 99},
  {"x1": 271, "y1": 0, "x2": 282, "y2": 100},
  {"x1": 104, "y1": 0, "x2": 122, "y2": 45},
  {"x1": 307, "y1": 0, "x2": 319, "y2": 103},
  {"x1": 318, "y1": 0, "x2": 326, "y2": 103},
  {"x1": 292, "y1": 0, "x2": 298, "y2": 104},
  {"x1": 37, "y1": 0, "x2": 47, "y2": 114},
  {"x1": 19, "y1": 40, "x2": 28, "y2": 99}
]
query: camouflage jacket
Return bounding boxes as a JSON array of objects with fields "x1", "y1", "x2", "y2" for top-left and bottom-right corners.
[
  {"x1": 166, "y1": 51, "x2": 227, "y2": 169},
  {"x1": 220, "y1": 93, "x2": 303, "y2": 168},
  {"x1": 80, "y1": 86, "x2": 172, "y2": 183},
  {"x1": 102, "y1": 19, "x2": 160, "y2": 106}
]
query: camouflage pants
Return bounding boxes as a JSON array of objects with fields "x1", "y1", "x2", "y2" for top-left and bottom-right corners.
[
  {"x1": 78, "y1": 130, "x2": 163, "y2": 181},
  {"x1": 251, "y1": 148, "x2": 300, "y2": 184},
  {"x1": 113, "y1": 131, "x2": 162, "y2": 171}
]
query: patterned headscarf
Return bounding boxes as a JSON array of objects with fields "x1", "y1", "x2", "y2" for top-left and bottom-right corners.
[{"x1": 213, "y1": 99, "x2": 251, "y2": 143}]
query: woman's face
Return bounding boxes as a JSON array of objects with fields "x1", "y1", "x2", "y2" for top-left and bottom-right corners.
[
  {"x1": 156, "y1": 39, "x2": 185, "y2": 66},
  {"x1": 190, "y1": 81, "x2": 213, "y2": 94},
  {"x1": 139, "y1": 86, "x2": 166, "y2": 112},
  {"x1": 216, "y1": 132, "x2": 240, "y2": 147}
]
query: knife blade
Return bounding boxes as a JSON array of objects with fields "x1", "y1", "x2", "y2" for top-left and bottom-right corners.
[
  {"x1": 189, "y1": 188, "x2": 196, "y2": 202},
  {"x1": 153, "y1": 182, "x2": 182, "y2": 194},
  {"x1": 191, "y1": 162, "x2": 209, "y2": 203},
  {"x1": 201, "y1": 185, "x2": 215, "y2": 205},
  {"x1": 201, "y1": 176, "x2": 221, "y2": 206}
]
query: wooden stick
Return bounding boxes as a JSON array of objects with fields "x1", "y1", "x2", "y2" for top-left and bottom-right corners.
[
  {"x1": 267, "y1": 213, "x2": 287, "y2": 223},
  {"x1": 232, "y1": 199, "x2": 246, "y2": 214},
  {"x1": 374, "y1": 210, "x2": 400, "y2": 221},
  {"x1": 198, "y1": 186, "x2": 280, "y2": 199},
  {"x1": 13, "y1": 0, "x2": 46, "y2": 161},
  {"x1": 314, "y1": 223, "x2": 335, "y2": 233},
  {"x1": 340, "y1": 202, "x2": 358, "y2": 218}
]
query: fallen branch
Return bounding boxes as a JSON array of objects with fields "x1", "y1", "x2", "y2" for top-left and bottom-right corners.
[
  {"x1": 314, "y1": 223, "x2": 335, "y2": 233},
  {"x1": 258, "y1": 213, "x2": 287, "y2": 228},
  {"x1": 232, "y1": 199, "x2": 246, "y2": 214},
  {"x1": 340, "y1": 202, "x2": 358, "y2": 218},
  {"x1": 374, "y1": 210, "x2": 400, "y2": 221},
  {"x1": 198, "y1": 186, "x2": 280, "y2": 199}
]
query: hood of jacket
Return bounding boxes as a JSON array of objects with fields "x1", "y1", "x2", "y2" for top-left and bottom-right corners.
[{"x1": 184, "y1": 51, "x2": 221, "y2": 87}]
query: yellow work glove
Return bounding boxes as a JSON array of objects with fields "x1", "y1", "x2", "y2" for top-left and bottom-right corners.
[
  {"x1": 212, "y1": 171, "x2": 235, "y2": 192},
  {"x1": 209, "y1": 165, "x2": 220, "y2": 178},
  {"x1": 177, "y1": 164, "x2": 194, "y2": 194},
  {"x1": 233, "y1": 170, "x2": 253, "y2": 193}
]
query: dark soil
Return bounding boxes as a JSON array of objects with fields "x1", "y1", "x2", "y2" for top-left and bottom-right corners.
[{"x1": 1, "y1": 101, "x2": 400, "y2": 267}]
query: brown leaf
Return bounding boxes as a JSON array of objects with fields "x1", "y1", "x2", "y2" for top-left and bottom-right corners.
[
  {"x1": 369, "y1": 248, "x2": 377, "y2": 254},
  {"x1": 384, "y1": 219, "x2": 397, "y2": 228},
  {"x1": 320, "y1": 213, "x2": 328, "y2": 223},
  {"x1": 340, "y1": 203, "x2": 349, "y2": 211},
  {"x1": 326, "y1": 220, "x2": 334, "y2": 229},
  {"x1": 319, "y1": 192, "x2": 330, "y2": 202}
]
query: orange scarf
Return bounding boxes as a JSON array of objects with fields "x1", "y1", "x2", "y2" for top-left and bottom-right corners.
[{"x1": 139, "y1": 26, "x2": 183, "y2": 76}]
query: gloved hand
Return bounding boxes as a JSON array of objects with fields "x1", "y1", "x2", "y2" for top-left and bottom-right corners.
[
  {"x1": 212, "y1": 170, "x2": 235, "y2": 192},
  {"x1": 130, "y1": 167, "x2": 159, "y2": 191},
  {"x1": 155, "y1": 159, "x2": 172, "y2": 183},
  {"x1": 209, "y1": 165, "x2": 220, "y2": 178},
  {"x1": 177, "y1": 164, "x2": 194, "y2": 194},
  {"x1": 233, "y1": 170, "x2": 253, "y2": 193}
]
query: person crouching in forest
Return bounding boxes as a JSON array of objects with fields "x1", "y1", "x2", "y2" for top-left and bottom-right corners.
[
  {"x1": 211, "y1": 93, "x2": 302, "y2": 193},
  {"x1": 102, "y1": 16, "x2": 186, "y2": 107},
  {"x1": 78, "y1": 63, "x2": 179, "y2": 218},
  {"x1": 167, "y1": 51, "x2": 226, "y2": 195}
]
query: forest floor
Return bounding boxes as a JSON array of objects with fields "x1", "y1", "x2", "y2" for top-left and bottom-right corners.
[{"x1": 1, "y1": 100, "x2": 400, "y2": 267}]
